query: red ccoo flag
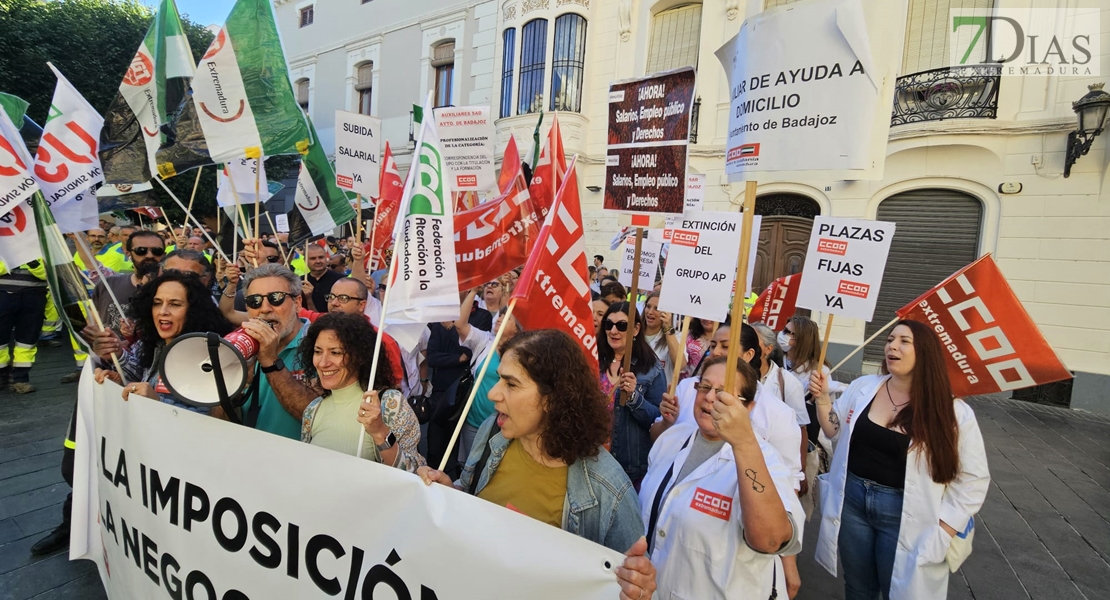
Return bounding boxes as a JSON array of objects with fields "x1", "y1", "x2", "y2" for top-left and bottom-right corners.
[
  {"x1": 527, "y1": 113, "x2": 566, "y2": 217},
  {"x1": 130, "y1": 206, "x2": 164, "y2": 220},
  {"x1": 498, "y1": 135, "x2": 522, "y2": 195},
  {"x1": 748, "y1": 274, "x2": 802, "y2": 332},
  {"x1": 454, "y1": 167, "x2": 540, "y2": 290},
  {"x1": 896, "y1": 254, "x2": 1071, "y2": 397},
  {"x1": 512, "y1": 156, "x2": 598, "y2": 369},
  {"x1": 366, "y1": 142, "x2": 404, "y2": 271}
]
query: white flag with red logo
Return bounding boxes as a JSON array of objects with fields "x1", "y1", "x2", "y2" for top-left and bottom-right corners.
[
  {"x1": 0, "y1": 109, "x2": 40, "y2": 221},
  {"x1": 527, "y1": 113, "x2": 566, "y2": 217},
  {"x1": 35, "y1": 64, "x2": 104, "y2": 208},
  {"x1": 896, "y1": 254, "x2": 1071, "y2": 397},
  {"x1": 512, "y1": 156, "x2": 598, "y2": 369},
  {"x1": 0, "y1": 199, "x2": 42, "y2": 270},
  {"x1": 748, "y1": 274, "x2": 803, "y2": 332},
  {"x1": 366, "y1": 142, "x2": 404, "y2": 271}
]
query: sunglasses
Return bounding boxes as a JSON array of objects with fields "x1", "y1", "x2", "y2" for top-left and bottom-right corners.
[
  {"x1": 783, "y1": 328, "x2": 794, "y2": 336},
  {"x1": 132, "y1": 246, "x2": 165, "y2": 257},
  {"x1": 602, "y1": 320, "x2": 630, "y2": 332},
  {"x1": 244, "y1": 291, "x2": 295, "y2": 309},
  {"x1": 325, "y1": 293, "x2": 365, "y2": 304},
  {"x1": 264, "y1": 255, "x2": 282, "y2": 263}
]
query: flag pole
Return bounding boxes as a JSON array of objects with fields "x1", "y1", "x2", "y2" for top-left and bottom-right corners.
[
  {"x1": 667, "y1": 315, "x2": 692, "y2": 395},
  {"x1": 136, "y1": 212, "x2": 144, "y2": 229},
  {"x1": 186, "y1": 166, "x2": 204, "y2": 216},
  {"x1": 224, "y1": 175, "x2": 256, "y2": 266},
  {"x1": 86, "y1": 300, "x2": 128, "y2": 386},
  {"x1": 253, "y1": 160, "x2": 262, "y2": 241},
  {"x1": 439, "y1": 297, "x2": 516, "y2": 471},
  {"x1": 619, "y1": 226, "x2": 644, "y2": 406},
  {"x1": 302, "y1": 242, "x2": 309, "y2": 283},
  {"x1": 830, "y1": 316, "x2": 898, "y2": 373},
  {"x1": 366, "y1": 207, "x2": 378, "y2": 271},
  {"x1": 356, "y1": 194, "x2": 363, "y2": 242},
  {"x1": 161, "y1": 212, "x2": 175, "y2": 239},
  {"x1": 356, "y1": 93, "x2": 432, "y2": 459},
  {"x1": 153, "y1": 176, "x2": 231, "y2": 264},
  {"x1": 817, "y1": 314, "x2": 835, "y2": 373},
  {"x1": 724, "y1": 181, "x2": 758, "y2": 393},
  {"x1": 71, "y1": 233, "x2": 128, "y2": 326}
]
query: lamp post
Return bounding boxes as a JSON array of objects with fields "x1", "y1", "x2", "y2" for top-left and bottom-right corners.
[{"x1": 1064, "y1": 83, "x2": 1110, "y2": 178}]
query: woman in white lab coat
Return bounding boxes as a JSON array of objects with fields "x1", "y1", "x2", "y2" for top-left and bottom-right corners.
[
  {"x1": 809, "y1": 319, "x2": 990, "y2": 600},
  {"x1": 641, "y1": 355, "x2": 803, "y2": 599}
]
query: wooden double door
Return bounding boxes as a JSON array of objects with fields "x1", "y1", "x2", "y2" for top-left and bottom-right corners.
[{"x1": 752, "y1": 216, "x2": 813, "y2": 294}]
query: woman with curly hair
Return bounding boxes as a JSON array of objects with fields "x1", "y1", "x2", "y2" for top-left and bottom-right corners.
[
  {"x1": 416, "y1": 329, "x2": 659, "y2": 600},
  {"x1": 297, "y1": 312, "x2": 424, "y2": 472},
  {"x1": 93, "y1": 271, "x2": 234, "y2": 412}
]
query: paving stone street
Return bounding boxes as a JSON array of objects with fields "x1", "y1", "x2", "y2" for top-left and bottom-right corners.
[{"x1": 2, "y1": 346, "x2": 1108, "y2": 599}]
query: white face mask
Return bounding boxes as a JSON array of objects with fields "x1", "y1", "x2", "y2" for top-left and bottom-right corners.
[{"x1": 777, "y1": 330, "x2": 792, "y2": 353}]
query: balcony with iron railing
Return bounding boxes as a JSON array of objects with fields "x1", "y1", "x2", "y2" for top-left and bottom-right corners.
[{"x1": 891, "y1": 64, "x2": 1001, "y2": 126}]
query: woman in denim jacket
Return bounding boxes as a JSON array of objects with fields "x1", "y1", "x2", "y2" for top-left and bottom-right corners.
[
  {"x1": 598, "y1": 302, "x2": 666, "y2": 487},
  {"x1": 417, "y1": 329, "x2": 658, "y2": 600}
]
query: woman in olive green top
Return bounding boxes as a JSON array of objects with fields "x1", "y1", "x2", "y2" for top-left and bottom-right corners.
[{"x1": 298, "y1": 312, "x2": 424, "y2": 472}]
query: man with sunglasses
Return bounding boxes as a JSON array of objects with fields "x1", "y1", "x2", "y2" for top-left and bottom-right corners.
[
  {"x1": 90, "y1": 230, "x2": 165, "y2": 336},
  {"x1": 231, "y1": 264, "x2": 319, "y2": 439}
]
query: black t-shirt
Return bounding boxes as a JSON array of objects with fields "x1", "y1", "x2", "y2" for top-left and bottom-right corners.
[
  {"x1": 846, "y1": 399, "x2": 911, "y2": 489},
  {"x1": 305, "y1": 270, "x2": 343, "y2": 311}
]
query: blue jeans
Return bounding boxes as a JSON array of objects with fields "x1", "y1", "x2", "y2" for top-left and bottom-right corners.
[{"x1": 839, "y1": 472, "x2": 904, "y2": 600}]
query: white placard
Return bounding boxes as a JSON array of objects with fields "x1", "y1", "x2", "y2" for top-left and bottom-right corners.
[
  {"x1": 657, "y1": 211, "x2": 745, "y2": 321},
  {"x1": 618, "y1": 236, "x2": 663, "y2": 292},
  {"x1": 795, "y1": 215, "x2": 895, "y2": 321},
  {"x1": 273, "y1": 213, "x2": 289, "y2": 233},
  {"x1": 715, "y1": 0, "x2": 905, "y2": 181},
  {"x1": 433, "y1": 106, "x2": 495, "y2": 193},
  {"x1": 334, "y1": 110, "x2": 382, "y2": 198},
  {"x1": 71, "y1": 367, "x2": 624, "y2": 600},
  {"x1": 684, "y1": 173, "x2": 705, "y2": 214},
  {"x1": 217, "y1": 157, "x2": 272, "y2": 208}
]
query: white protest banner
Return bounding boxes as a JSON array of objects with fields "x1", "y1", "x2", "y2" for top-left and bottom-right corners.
[
  {"x1": 217, "y1": 158, "x2": 271, "y2": 207},
  {"x1": 53, "y1": 187, "x2": 101, "y2": 234},
  {"x1": 334, "y1": 110, "x2": 381, "y2": 198},
  {"x1": 657, "y1": 211, "x2": 744, "y2": 320},
  {"x1": 795, "y1": 215, "x2": 895, "y2": 321},
  {"x1": 715, "y1": 0, "x2": 905, "y2": 181},
  {"x1": 433, "y1": 106, "x2": 495, "y2": 193},
  {"x1": 684, "y1": 173, "x2": 705, "y2": 214},
  {"x1": 619, "y1": 236, "x2": 662, "y2": 292},
  {"x1": 273, "y1": 212, "x2": 288, "y2": 233},
  {"x1": 71, "y1": 367, "x2": 624, "y2": 599}
]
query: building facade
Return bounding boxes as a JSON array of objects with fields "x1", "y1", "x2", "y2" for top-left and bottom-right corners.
[{"x1": 277, "y1": 0, "x2": 1110, "y2": 412}]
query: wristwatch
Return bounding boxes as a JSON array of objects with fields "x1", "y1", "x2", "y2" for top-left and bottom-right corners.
[
  {"x1": 261, "y1": 358, "x2": 286, "y2": 374},
  {"x1": 376, "y1": 432, "x2": 397, "y2": 452}
]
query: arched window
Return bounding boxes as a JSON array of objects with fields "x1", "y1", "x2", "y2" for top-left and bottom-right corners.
[
  {"x1": 295, "y1": 78, "x2": 310, "y2": 110},
  {"x1": 500, "y1": 28, "x2": 516, "y2": 118},
  {"x1": 646, "y1": 4, "x2": 702, "y2": 74},
  {"x1": 550, "y1": 14, "x2": 587, "y2": 112},
  {"x1": 518, "y1": 19, "x2": 547, "y2": 115},
  {"x1": 355, "y1": 62, "x2": 373, "y2": 115},
  {"x1": 432, "y1": 41, "x2": 455, "y2": 108}
]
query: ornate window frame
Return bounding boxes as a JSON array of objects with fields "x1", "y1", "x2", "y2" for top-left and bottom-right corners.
[{"x1": 345, "y1": 39, "x2": 381, "y2": 115}]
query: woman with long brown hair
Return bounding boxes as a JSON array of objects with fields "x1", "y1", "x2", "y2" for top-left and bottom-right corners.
[{"x1": 809, "y1": 320, "x2": 990, "y2": 599}]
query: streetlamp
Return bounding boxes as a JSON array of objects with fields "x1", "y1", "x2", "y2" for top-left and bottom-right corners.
[{"x1": 1064, "y1": 82, "x2": 1110, "y2": 178}]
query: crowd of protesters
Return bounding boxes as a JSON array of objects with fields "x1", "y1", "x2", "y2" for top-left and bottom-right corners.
[{"x1": 4, "y1": 227, "x2": 990, "y2": 600}]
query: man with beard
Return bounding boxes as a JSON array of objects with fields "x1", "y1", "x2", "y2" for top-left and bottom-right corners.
[
  {"x1": 73, "y1": 228, "x2": 129, "y2": 273},
  {"x1": 227, "y1": 264, "x2": 318, "y2": 439},
  {"x1": 90, "y1": 230, "x2": 165, "y2": 336}
]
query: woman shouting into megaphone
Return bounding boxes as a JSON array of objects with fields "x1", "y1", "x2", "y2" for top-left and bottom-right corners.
[{"x1": 93, "y1": 271, "x2": 235, "y2": 411}]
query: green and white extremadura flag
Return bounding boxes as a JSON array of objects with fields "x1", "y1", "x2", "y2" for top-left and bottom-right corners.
[
  {"x1": 99, "y1": 0, "x2": 194, "y2": 184},
  {"x1": 155, "y1": 0, "x2": 309, "y2": 178},
  {"x1": 286, "y1": 120, "x2": 357, "y2": 247}
]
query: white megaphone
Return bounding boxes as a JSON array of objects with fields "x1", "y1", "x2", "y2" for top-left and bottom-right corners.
[{"x1": 158, "y1": 328, "x2": 259, "y2": 408}]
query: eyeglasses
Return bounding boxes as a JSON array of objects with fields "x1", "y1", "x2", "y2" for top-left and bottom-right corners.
[
  {"x1": 264, "y1": 255, "x2": 282, "y2": 263},
  {"x1": 695, "y1": 383, "x2": 727, "y2": 396},
  {"x1": 244, "y1": 291, "x2": 294, "y2": 309},
  {"x1": 602, "y1": 320, "x2": 629, "y2": 332},
  {"x1": 486, "y1": 281, "x2": 502, "y2": 288},
  {"x1": 325, "y1": 294, "x2": 365, "y2": 304},
  {"x1": 132, "y1": 246, "x2": 165, "y2": 257},
  {"x1": 782, "y1": 328, "x2": 794, "y2": 336}
]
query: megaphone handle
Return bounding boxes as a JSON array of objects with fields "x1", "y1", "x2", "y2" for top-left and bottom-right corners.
[{"x1": 207, "y1": 334, "x2": 242, "y2": 425}]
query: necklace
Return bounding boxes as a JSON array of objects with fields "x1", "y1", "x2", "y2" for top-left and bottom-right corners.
[{"x1": 884, "y1": 379, "x2": 911, "y2": 411}]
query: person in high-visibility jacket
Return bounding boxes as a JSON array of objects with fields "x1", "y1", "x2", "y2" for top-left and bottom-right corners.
[{"x1": 0, "y1": 259, "x2": 48, "y2": 393}]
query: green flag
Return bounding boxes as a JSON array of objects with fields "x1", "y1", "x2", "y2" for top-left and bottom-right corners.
[
  {"x1": 286, "y1": 119, "x2": 357, "y2": 246},
  {"x1": 31, "y1": 192, "x2": 91, "y2": 347},
  {"x1": 0, "y1": 93, "x2": 29, "y2": 124}
]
